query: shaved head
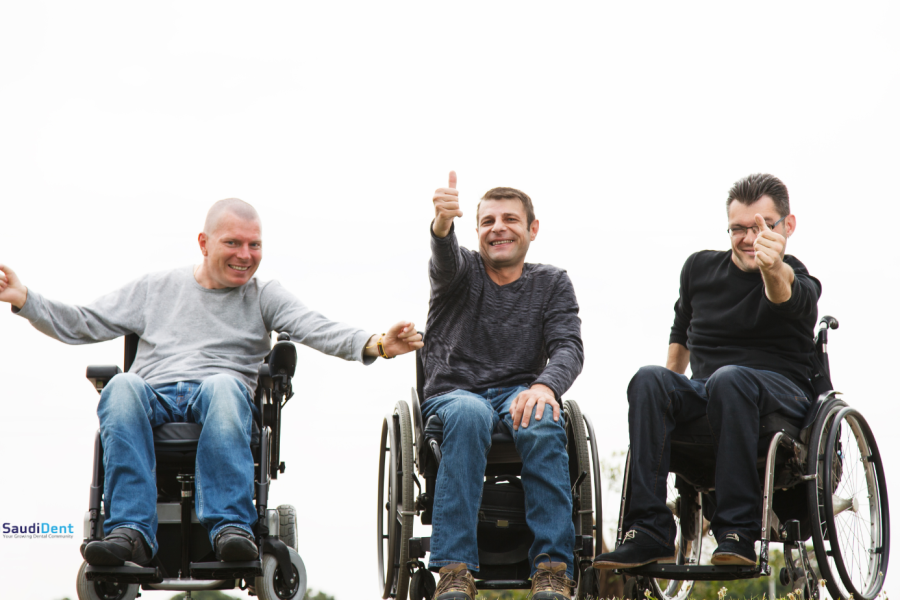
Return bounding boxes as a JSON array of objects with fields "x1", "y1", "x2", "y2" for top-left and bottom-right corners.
[{"x1": 204, "y1": 198, "x2": 261, "y2": 236}]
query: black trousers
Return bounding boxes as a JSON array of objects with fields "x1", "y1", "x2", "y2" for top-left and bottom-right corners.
[{"x1": 623, "y1": 365, "x2": 810, "y2": 548}]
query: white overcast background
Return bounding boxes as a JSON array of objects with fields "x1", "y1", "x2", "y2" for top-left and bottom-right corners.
[{"x1": 1, "y1": 3, "x2": 898, "y2": 599}]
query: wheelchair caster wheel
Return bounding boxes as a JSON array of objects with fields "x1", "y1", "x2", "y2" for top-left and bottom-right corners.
[
  {"x1": 780, "y1": 567, "x2": 793, "y2": 586},
  {"x1": 75, "y1": 561, "x2": 138, "y2": 600},
  {"x1": 252, "y1": 549, "x2": 307, "y2": 600},
  {"x1": 577, "y1": 566, "x2": 600, "y2": 600},
  {"x1": 409, "y1": 568, "x2": 436, "y2": 600}
]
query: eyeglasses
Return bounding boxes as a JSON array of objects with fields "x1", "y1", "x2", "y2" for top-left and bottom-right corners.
[{"x1": 727, "y1": 215, "x2": 786, "y2": 238}]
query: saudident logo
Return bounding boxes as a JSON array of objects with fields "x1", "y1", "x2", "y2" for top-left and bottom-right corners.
[{"x1": 2, "y1": 521, "x2": 75, "y2": 539}]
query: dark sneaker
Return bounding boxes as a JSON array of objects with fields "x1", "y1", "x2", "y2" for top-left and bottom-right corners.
[
  {"x1": 435, "y1": 563, "x2": 476, "y2": 600},
  {"x1": 83, "y1": 527, "x2": 152, "y2": 566},
  {"x1": 711, "y1": 532, "x2": 756, "y2": 566},
  {"x1": 214, "y1": 526, "x2": 259, "y2": 561},
  {"x1": 531, "y1": 554, "x2": 575, "y2": 600},
  {"x1": 592, "y1": 529, "x2": 675, "y2": 569}
]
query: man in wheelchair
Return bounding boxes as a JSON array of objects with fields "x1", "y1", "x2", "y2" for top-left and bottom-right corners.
[
  {"x1": 594, "y1": 173, "x2": 820, "y2": 570},
  {"x1": 0, "y1": 198, "x2": 423, "y2": 567},
  {"x1": 424, "y1": 172, "x2": 584, "y2": 600}
]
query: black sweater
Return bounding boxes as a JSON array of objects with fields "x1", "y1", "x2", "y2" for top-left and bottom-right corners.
[
  {"x1": 423, "y1": 224, "x2": 584, "y2": 401},
  {"x1": 669, "y1": 250, "x2": 821, "y2": 398}
]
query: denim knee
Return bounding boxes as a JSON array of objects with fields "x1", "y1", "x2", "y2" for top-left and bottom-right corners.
[
  {"x1": 98, "y1": 373, "x2": 151, "y2": 420},
  {"x1": 627, "y1": 365, "x2": 672, "y2": 408},
  {"x1": 441, "y1": 396, "x2": 494, "y2": 432}
]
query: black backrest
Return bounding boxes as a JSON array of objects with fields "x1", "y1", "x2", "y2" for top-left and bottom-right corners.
[{"x1": 124, "y1": 332, "x2": 140, "y2": 372}]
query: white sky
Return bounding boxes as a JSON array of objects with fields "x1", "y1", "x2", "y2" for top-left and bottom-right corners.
[{"x1": 1, "y1": 2, "x2": 898, "y2": 599}]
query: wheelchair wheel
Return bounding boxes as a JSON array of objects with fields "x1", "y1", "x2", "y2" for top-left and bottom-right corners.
[
  {"x1": 564, "y1": 400, "x2": 595, "y2": 555},
  {"x1": 377, "y1": 401, "x2": 415, "y2": 599},
  {"x1": 253, "y1": 548, "x2": 308, "y2": 600},
  {"x1": 809, "y1": 404, "x2": 889, "y2": 600},
  {"x1": 409, "y1": 567, "x2": 436, "y2": 600},
  {"x1": 648, "y1": 474, "x2": 703, "y2": 600},
  {"x1": 76, "y1": 561, "x2": 138, "y2": 600},
  {"x1": 277, "y1": 504, "x2": 298, "y2": 550}
]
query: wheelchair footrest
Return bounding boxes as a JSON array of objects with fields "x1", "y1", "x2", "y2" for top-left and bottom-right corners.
[
  {"x1": 84, "y1": 564, "x2": 163, "y2": 584},
  {"x1": 190, "y1": 560, "x2": 262, "y2": 580},
  {"x1": 623, "y1": 564, "x2": 764, "y2": 580}
]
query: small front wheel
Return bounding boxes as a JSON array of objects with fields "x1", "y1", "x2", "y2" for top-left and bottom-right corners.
[
  {"x1": 254, "y1": 549, "x2": 308, "y2": 600},
  {"x1": 75, "y1": 561, "x2": 138, "y2": 600}
]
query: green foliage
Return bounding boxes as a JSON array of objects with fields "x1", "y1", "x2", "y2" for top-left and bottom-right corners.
[{"x1": 304, "y1": 589, "x2": 336, "y2": 600}]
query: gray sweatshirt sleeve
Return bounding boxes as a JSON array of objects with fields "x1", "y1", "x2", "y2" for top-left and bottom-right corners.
[
  {"x1": 259, "y1": 280, "x2": 375, "y2": 365},
  {"x1": 13, "y1": 281, "x2": 146, "y2": 344},
  {"x1": 532, "y1": 271, "x2": 584, "y2": 398}
]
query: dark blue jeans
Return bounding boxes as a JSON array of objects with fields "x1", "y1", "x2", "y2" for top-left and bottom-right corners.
[
  {"x1": 624, "y1": 365, "x2": 810, "y2": 547},
  {"x1": 422, "y1": 387, "x2": 575, "y2": 577}
]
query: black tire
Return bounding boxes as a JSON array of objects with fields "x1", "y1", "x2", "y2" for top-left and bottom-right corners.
[
  {"x1": 577, "y1": 565, "x2": 600, "y2": 600},
  {"x1": 378, "y1": 401, "x2": 415, "y2": 599},
  {"x1": 648, "y1": 474, "x2": 703, "y2": 600},
  {"x1": 409, "y1": 567, "x2": 436, "y2": 600},
  {"x1": 254, "y1": 549, "x2": 308, "y2": 600},
  {"x1": 582, "y1": 412, "x2": 603, "y2": 557},
  {"x1": 564, "y1": 400, "x2": 594, "y2": 558},
  {"x1": 75, "y1": 561, "x2": 138, "y2": 600},
  {"x1": 277, "y1": 504, "x2": 298, "y2": 550},
  {"x1": 814, "y1": 407, "x2": 889, "y2": 600}
]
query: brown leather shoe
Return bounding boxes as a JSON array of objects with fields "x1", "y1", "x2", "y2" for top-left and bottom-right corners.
[
  {"x1": 435, "y1": 563, "x2": 476, "y2": 600},
  {"x1": 531, "y1": 554, "x2": 575, "y2": 600}
]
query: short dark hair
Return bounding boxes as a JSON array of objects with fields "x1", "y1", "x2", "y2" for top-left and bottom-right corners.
[
  {"x1": 477, "y1": 187, "x2": 536, "y2": 227},
  {"x1": 726, "y1": 173, "x2": 790, "y2": 217}
]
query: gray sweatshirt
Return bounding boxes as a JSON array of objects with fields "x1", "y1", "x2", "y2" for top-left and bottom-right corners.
[
  {"x1": 15, "y1": 266, "x2": 372, "y2": 394},
  {"x1": 423, "y1": 224, "x2": 584, "y2": 401}
]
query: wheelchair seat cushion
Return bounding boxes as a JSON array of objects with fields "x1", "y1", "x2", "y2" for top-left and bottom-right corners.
[{"x1": 423, "y1": 415, "x2": 515, "y2": 445}]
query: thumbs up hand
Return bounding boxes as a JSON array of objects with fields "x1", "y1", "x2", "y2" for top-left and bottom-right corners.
[
  {"x1": 432, "y1": 170, "x2": 463, "y2": 239},
  {"x1": 753, "y1": 213, "x2": 785, "y2": 272}
]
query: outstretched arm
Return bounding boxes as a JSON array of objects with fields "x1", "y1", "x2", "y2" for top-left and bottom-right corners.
[{"x1": 0, "y1": 264, "x2": 28, "y2": 309}]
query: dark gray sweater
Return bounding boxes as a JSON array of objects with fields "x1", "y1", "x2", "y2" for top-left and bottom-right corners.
[{"x1": 423, "y1": 224, "x2": 584, "y2": 401}]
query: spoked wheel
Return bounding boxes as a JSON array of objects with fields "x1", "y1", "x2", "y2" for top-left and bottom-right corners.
[
  {"x1": 564, "y1": 401, "x2": 595, "y2": 552},
  {"x1": 808, "y1": 402, "x2": 889, "y2": 600},
  {"x1": 648, "y1": 473, "x2": 703, "y2": 600},
  {"x1": 377, "y1": 401, "x2": 415, "y2": 599}
]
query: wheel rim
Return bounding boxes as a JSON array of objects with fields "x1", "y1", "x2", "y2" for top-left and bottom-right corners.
[
  {"x1": 650, "y1": 474, "x2": 701, "y2": 600},
  {"x1": 821, "y1": 408, "x2": 888, "y2": 600},
  {"x1": 273, "y1": 564, "x2": 301, "y2": 599},
  {"x1": 377, "y1": 416, "x2": 399, "y2": 597}
]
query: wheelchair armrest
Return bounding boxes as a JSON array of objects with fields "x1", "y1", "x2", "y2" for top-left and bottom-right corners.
[
  {"x1": 269, "y1": 334, "x2": 297, "y2": 378},
  {"x1": 86, "y1": 365, "x2": 123, "y2": 394}
]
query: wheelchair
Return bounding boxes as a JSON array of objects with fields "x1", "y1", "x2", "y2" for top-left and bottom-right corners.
[
  {"x1": 377, "y1": 349, "x2": 603, "y2": 600},
  {"x1": 75, "y1": 332, "x2": 308, "y2": 600},
  {"x1": 594, "y1": 317, "x2": 890, "y2": 600}
]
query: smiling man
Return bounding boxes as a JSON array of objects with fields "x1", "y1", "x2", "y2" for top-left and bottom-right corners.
[
  {"x1": 0, "y1": 197, "x2": 422, "y2": 567},
  {"x1": 593, "y1": 173, "x2": 821, "y2": 570},
  {"x1": 423, "y1": 173, "x2": 584, "y2": 600}
]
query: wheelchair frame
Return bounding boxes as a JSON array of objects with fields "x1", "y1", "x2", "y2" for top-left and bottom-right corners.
[
  {"x1": 376, "y1": 348, "x2": 604, "y2": 600},
  {"x1": 601, "y1": 317, "x2": 890, "y2": 600},
  {"x1": 76, "y1": 332, "x2": 307, "y2": 600}
]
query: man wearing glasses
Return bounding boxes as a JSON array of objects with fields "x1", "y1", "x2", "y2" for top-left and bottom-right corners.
[{"x1": 593, "y1": 173, "x2": 821, "y2": 569}]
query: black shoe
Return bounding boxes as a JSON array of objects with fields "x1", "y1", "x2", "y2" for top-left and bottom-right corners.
[
  {"x1": 592, "y1": 529, "x2": 675, "y2": 569},
  {"x1": 215, "y1": 526, "x2": 259, "y2": 562},
  {"x1": 711, "y1": 532, "x2": 757, "y2": 566},
  {"x1": 83, "y1": 527, "x2": 152, "y2": 566}
]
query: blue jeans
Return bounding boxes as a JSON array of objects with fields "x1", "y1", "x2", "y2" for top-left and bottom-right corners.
[
  {"x1": 624, "y1": 365, "x2": 810, "y2": 547},
  {"x1": 422, "y1": 387, "x2": 575, "y2": 577},
  {"x1": 97, "y1": 372, "x2": 258, "y2": 556}
]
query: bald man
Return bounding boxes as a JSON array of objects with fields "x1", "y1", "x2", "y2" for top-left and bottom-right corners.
[{"x1": 0, "y1": 198, "x2": 423, "y2": 567}]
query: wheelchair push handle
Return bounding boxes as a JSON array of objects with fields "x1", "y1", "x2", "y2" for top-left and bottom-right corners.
[{"x1": 816, "y1": 315, "x2": 838, "y2": 350}]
